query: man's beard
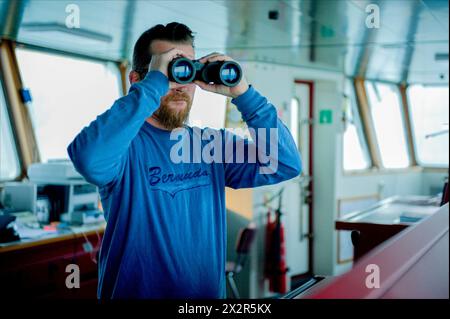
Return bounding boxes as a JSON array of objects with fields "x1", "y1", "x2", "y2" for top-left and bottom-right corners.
[{"x1": 153, "y1": 91, "x2": 192, "y2": 130}]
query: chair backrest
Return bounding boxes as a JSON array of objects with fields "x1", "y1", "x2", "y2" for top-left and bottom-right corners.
[
  {"x1": 441, "y1": 181, "x2": 449, "y2": 206},
  {"x1": 235, "y1": 223, "x2": 256, "y2": 255}
]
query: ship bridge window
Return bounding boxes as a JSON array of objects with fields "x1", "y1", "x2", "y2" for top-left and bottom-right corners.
[
  {"x1": 0, "y1": 79, "x2": 21, "y2": 180},
  {"x1": 365, "y1": 82, "x2": 410, "y2": 169},
  {"x1": 343, "y1": 80, "x2": 371, "y2": 171},
  {"x1": 407, "y1": 85, "x2": 449, "y2": 167},
  {"x1": 15, "y1": 47, "x2": 121, "y2": 163}
]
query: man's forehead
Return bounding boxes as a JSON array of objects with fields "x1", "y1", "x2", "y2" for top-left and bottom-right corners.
[{"x1": 150, "y1": 40, "x2": 195, "y2": 59}]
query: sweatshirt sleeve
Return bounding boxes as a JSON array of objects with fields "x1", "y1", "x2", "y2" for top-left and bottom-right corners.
[
  {"x1": 67, "y1": 71, "x2": 169, "y2": 187},
  {"x1": 223, "y1": 86, "x2": 302, "y2": 188}
]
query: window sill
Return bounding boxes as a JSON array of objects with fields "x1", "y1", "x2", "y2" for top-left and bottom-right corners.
[{"x1": 342, "y1": 165, "x2": 424, "y2": 177}]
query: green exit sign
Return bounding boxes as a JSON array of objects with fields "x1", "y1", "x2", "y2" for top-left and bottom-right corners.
[{"x1": 319, "y1": 109, "x2": 333, "y2": 124}]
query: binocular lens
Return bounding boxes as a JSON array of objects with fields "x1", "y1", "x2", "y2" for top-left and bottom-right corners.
[
  {"x1": 170, "y1": 59, "x2": 195, "y2": 83},
  {"x1": 220, "y1": 63, "x2": 240, "y2": 84}
]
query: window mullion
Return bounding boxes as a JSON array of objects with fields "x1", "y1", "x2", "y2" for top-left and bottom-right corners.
[
  {"x1": 399, "y1": 84, "x2": 418, "y2": 167},
  {"x1": 354, "y1": 77, "x2": 382, "y2": 169}
]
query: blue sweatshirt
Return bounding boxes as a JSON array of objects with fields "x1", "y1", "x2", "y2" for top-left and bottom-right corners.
[{"x1": 67, "y1": 71, "x2": 301, "y2": 299}]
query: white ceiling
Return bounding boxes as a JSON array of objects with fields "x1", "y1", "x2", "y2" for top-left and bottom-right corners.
[{"x1": 0, "y1": 0, "x2": 448, "y2": 84}]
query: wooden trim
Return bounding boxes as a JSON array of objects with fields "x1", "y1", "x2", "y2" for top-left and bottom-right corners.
[
  {"x1": 119, "y1": 60, "x2": 129, "y2": 96},
  {"x1": 354, "y1": 78, "x2": 382, "y2": 168},
  {"x1": 0, "y1": 226, "x2": 105, "y2": 254},
  {"x1": 399, "y1": 84, "x2": 417, "y2": 166},
  {"x1": 1, "y1": 0, "x2": 26, "y2": 39},
  {"x1": 0, "y1": 40, "x2": 40, "y2": 178}
]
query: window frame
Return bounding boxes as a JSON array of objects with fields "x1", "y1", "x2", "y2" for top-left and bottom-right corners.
[
  {"x1": 406, "y1": 83, "x2": 449, "y2": 169},
  {"x1": 365, "y1": 80, "x2": 411, "y2": 169},
  {"x1": 341, "y1": 78, "x2": 372, "y2": 172},
  {"x1": 399, "y1": 84, "x2": 418, "y2": 167},
  {"x1": 4, "y1": 41, "x2": 447, "y2": 178},
  {"x1": 347, "y1": 77, "x2": 435, "y2": 175},
  {"x1": 0, "y1": 39, "x2": 31, "y2": 181},
  {"x1": 12, "y1": 42, "x2": 124, "y2": 166},
  {"x1": 0, "y1": 75, "x2": 22, "y2": 181}
]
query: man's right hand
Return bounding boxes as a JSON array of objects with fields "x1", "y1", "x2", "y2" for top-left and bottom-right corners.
[{"x1": 148, "y1": 48, "x2": 188, "y2": 78}]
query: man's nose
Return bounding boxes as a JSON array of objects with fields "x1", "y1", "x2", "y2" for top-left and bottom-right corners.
[
  {"x1": 171, "y1": 82, "x2": 195, "y2": 94},
  {"x1": 171, "y1": 82, "x2": 188, "y2": 91}
]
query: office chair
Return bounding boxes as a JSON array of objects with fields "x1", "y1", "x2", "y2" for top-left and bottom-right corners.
[
  {"x1": 226, "y1": 223, "x2": 256, "y2": 299},
  {"x1": 440, "y1": 178, "x2": 449, "y2": 206}
]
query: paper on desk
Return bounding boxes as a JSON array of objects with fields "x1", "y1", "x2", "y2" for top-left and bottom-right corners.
[{"x1": 16, "y1": 223, "x2": 57, "y2": 239}]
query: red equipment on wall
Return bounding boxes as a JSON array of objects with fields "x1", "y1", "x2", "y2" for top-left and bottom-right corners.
[{"x1": 264, "y1": 190, "x2": 289, "y2": 294}]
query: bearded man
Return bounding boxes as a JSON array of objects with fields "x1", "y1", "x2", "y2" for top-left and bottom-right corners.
[{"x1": 68, "y1": 22, "x2": 301, "y2": 299}]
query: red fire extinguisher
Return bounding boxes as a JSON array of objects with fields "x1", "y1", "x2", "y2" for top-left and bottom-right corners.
[
  {"x1": 264, "y1": 190, "x2": 289, "y2": 294},
  {"x1": 264, "y1": 209, "x2": 273, "y2": 279},
  {"x1": 272, "y1": 208, "x2": 288, "y2": 293}
]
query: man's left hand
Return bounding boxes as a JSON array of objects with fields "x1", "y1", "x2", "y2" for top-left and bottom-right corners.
[{"x1": 194, "y1": 53, "x2": 249, "y2": 99}]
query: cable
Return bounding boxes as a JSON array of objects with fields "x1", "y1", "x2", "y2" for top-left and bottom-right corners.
[{"x1": 80, "y1": 230, "x2": 97, "y2": 264}]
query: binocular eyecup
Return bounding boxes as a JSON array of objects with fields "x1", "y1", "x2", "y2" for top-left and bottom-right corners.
[{"x1": 168, "y1": 57, "x2": 242, "y2": 87}]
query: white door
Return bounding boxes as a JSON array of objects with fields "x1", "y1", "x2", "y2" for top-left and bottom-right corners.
[{"x1": 285, "y1": 81, "x2": 313, "y2": 278}]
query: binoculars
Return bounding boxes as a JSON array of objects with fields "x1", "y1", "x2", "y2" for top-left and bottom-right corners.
[{"x1": 168, "y1": 57, "x2": 242, "y2": 87}]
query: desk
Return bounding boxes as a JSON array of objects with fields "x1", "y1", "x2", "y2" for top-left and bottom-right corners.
[
  {"x1": 295, "y1": 203, "x2": 449, "y2": 298},
  {"x1": 0, "y1": 223, "x2": 105, "y2": 298},
  {"x1": 335, "y1": 196, "x2": 440, "y2": 261}
]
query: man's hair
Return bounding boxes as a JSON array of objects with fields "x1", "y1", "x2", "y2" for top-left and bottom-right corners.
[{"x1": 132, "y1": 22, "x2": 195, "y2": 79}]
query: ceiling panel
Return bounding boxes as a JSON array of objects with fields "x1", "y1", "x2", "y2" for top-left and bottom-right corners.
[
  {"x1": 13, "y1": 0, "x2": 127, "y2": 60},
  {"x1": 422, "y1": 0, "x2": 449, "y2": 29},
  {"x1": 130, "y1": 0, "x2": 229, "y2": 59},
  {"x1": 0, "y1": 0, "x2": 447, "y2": 84}
]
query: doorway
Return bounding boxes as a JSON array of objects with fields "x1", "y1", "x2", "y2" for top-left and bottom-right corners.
[{"x1": 289, "y1": 80, "x2": 315, "y2": 287}]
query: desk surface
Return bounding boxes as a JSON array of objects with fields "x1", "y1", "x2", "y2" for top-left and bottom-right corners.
[
  {"x1": 336, "y1": 195, "x2": 440, "y2": 227},
  {"x1": 0, "y1": 222, "x2": 106, "y2": 253}
]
